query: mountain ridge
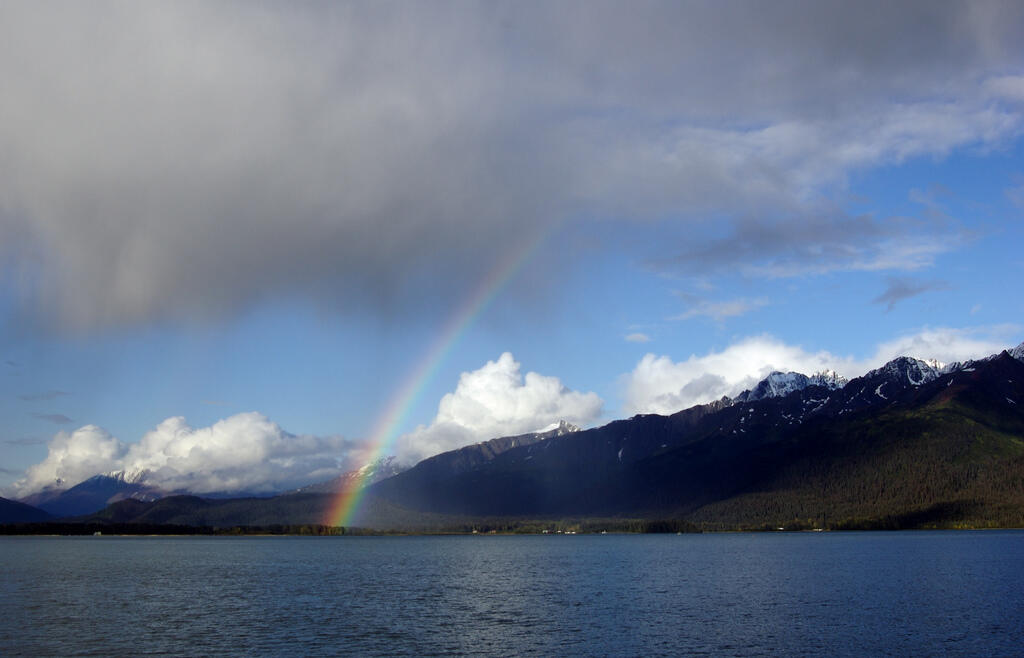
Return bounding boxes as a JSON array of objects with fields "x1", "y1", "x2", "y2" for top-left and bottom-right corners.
[
  {"x1": 362, "y1": 344, "x2": 1024, "y2": 525},
  {"x1": 10, "y1": 342, "x2": 1024, "y2": 528}
]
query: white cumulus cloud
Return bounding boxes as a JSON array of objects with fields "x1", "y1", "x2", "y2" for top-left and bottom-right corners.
[
  {"x1": 8, "y1": 412, "x2": 352, "y2": 498},
  {"x1": 14, "y1": 425, "x2": 125, "y2": 496},
  {"x1": 393, "y1": 353, "x2": 603, "y2": 464},
  {"x1": 8, "y1": 355, "x2": 603, "y2": 497}
]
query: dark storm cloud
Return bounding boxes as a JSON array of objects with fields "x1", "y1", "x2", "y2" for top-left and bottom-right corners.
[
  {"x1": 873, "y1": 277, "x2": 952, "y2": 311},
  {"x1": 0, "y1": 1, "x2": 1021, "y2": 331}
]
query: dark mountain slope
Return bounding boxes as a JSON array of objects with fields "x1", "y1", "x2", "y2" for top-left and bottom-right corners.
[
  {"x1": 0, "y1": 496, "x2": 52, "y2": 523},
  {"x1": 74, "y1": 491, "x2": 461, "y2": 530},
  {"x1": 365, "y1": 352, "x2": 1024, "y2": 527},
  {"x1": 81, "y1": 494, "x2": 330, "y2": 527},
  {"x1": 403, "y1": 420, "x2": 582, "y2": 481},
  {"x1": 366, "y1": 400, "x2": 736, "y2": 516}
]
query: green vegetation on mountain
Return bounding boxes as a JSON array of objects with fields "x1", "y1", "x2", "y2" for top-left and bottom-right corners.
[{"x1": 688, "y1": 398, "x2": 1024, "y2": 530}]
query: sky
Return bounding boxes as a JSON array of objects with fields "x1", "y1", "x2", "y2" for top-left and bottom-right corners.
[{"x1": 2, "y1": 1, "x2": 1024, "y2": 497}]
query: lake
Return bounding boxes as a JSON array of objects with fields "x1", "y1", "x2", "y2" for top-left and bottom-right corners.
[{"x1": 2, "y1": 531, "x2": 1023, "y2": 656}]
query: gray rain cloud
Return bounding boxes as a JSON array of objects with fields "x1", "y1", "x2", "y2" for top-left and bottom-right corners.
[{"x1": 1, "y1": 2, "x2": 1023, "y2": 331}]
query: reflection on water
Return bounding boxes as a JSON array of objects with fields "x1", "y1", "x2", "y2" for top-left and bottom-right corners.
[{"x1": 2, "y1": 531, "x2": 1023, "y2": 656}]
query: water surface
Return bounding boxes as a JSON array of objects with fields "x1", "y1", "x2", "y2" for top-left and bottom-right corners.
[{"x1": 2, "y1": 531, "x2": 1022, "y2": 655}]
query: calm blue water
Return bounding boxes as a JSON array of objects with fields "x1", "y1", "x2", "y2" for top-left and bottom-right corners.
[{"x1": 2, "y1": 531, "x2": 1023, "y2": 656}]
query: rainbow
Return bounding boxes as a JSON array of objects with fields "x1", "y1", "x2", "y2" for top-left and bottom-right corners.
[{"x1": 325, "y1": 230, "x2": 549, "y2": 527}]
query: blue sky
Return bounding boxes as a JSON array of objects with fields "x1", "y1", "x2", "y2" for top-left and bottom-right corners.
[{"x1": 2, "y1": 2, "x2": 1023, "y2": 496}]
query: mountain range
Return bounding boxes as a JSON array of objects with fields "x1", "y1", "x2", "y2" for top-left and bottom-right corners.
[
  {"x1": 287, "y1": 455, "x2": 406, "y2": 495},
  {"x1": 18, "y1": 469, "x2": 163, "y2": 518},
  {"x1": 363, "y1": 347, "x2": 1024, "y2": 528},
  {"x1": 4, "y1": 343, "x2": 1024, "y2": 529}
]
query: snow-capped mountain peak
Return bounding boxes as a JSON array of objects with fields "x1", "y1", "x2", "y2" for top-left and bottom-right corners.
[
  {"x1": 535, "y1": 420, "x2": 581, "y2": 436},
  {"x1": 103, "y1": 468, "x2": 150, "y2": 484},
  {"x1": 809, "y1": 369, "x2": 849, "y2": 389},
  {"x1": 730, "y1": 342, "x2": 1022, "y2": 410},
  {"x1": 735, "y1": 368, "x2": 847, "y2": 403},
  {"x1": 740, "y1": 371, "x2": 811, "y2": 401},
  {"x1": 288, "y1": 456, "x2": 407, "y2": 495},
  {"x1": 356, "y1": 455, "x2": 403, "y2": 479},
  {"x1": 866, "y1": 356, "x2": 941, "y2": 387}
]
